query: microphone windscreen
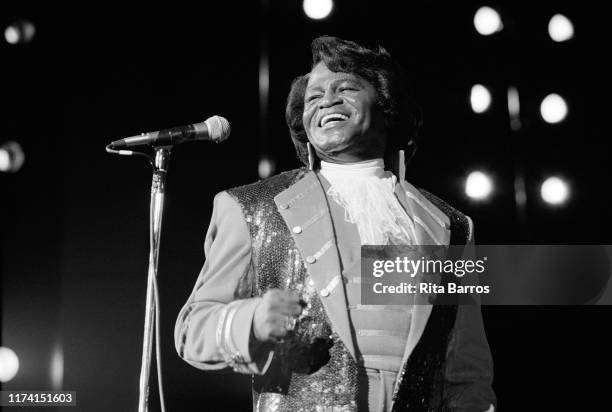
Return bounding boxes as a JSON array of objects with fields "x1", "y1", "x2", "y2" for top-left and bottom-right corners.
[{"x1": 204, "y1": 115, "x2": 231, "y2": 142}]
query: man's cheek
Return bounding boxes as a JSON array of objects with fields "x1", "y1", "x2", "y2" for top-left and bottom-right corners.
[{"x1": 303, "y1": 108, "x2": 316, "y2": 126}]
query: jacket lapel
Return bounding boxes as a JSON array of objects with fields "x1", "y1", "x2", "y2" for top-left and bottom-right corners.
[
  {"x1": 274, "y1": 171, "x2": 357, "y2": 361},
  {"x1": 395, "y1": 180, "x2": 450, "y2": 247},
  {"x1": 392, "y1": 178, "x2": 452, "y2": 403}
]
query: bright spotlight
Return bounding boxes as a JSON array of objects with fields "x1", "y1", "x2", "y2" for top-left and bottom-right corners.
[
  {"x1": 4, "y1": 20, "x2": 35, "y2": 44},
  {"x1": 4, "y1": 26, "x2": 19, "y2": 44},
  {"x1": 50, "y1": 341, "x2": 64, "y2": 389},
  {"x1": 465, "y1": 171, "x2": 493, "y2": 200},
  {"x1": 548, "y1": 14, "x2": 574, "y2": 42},
  {"x1": 303, "y1": 0, "x2": 334, "y2": 20},
  {"x1": 474, "y1": 6, "x2": 503, "y2": 35},
  {"x1": 0, "y1": 141, "x2": 25, "y2": 173},
  {"x1": 258, "y1": 157, "x2": 275, "y2": 179},
  {"x1": 0, "y1": 347, "x2": 20, "y2": 383},
  {"x1": 540, "y1": 93, "x2": 568, "y2": 124},
  {"x1": 507, "y1": 86, "x2": 522, "y2": 131},
  {"x1": 470, "y1": 84, "x2": 492, "y2": 113},
  {"x1": 541, "y1": 176, "x2": 570, "y2": 205}
]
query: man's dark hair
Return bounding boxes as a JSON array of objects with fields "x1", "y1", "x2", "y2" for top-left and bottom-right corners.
[{"x1": 285, "y1": 35, "x2": 422, "y2": 166}]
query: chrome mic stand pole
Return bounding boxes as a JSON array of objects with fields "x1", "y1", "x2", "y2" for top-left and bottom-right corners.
[{"x1": 138, "y1": 146, "x2": 170, "y2": 412}]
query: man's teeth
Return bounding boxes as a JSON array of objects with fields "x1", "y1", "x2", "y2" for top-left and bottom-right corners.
[{"x1": 321, "y1": 114, "x2": 349, "y2": 126}]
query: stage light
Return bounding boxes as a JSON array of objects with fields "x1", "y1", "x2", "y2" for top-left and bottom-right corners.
[
  {"x1": 0, "y1": 148, "x2": 10, "y2": 170},
  {"x1": 548, "y1": 14, "x2": 574, "y2": 42},
  {"x1": 507, "y1": 86, "x2": 522, "y2": 131},
  {"x1": 258, "y1": 157, "x2": 275, "y2": 179},
  {"x1": 470, "y1": 84, "x2": 492, "y2": 113},
  {"x1": 540, "y1": 93, "x2": 568, "y2": 124},
  {"x1": 4, "y1": 20, "x2": 35, "y2": 44},
  {"x1": 541, "y1": 176, "x2": 569, "y2": 205},
  {"x1": 50, "y1": 341, "x2": 64, "y2": 390},
  {"x1": 465, "y1": 171, "x2": 493, "y2": 200},
  {"x1": 303, "y1": 0, "x2": 334, "y2": 20},
  {"x1": 473, "y1": 6, "x2": 503, "y2": 35},
  {"x1": 0, "y1": 141, "x2": 25, "y2": 173},
  {"x1": 0, "y1": 347, "x2": 20, "y2": 382},
  {"x1": 4, "y1": 26, "x2": 19, "y2": 44}
]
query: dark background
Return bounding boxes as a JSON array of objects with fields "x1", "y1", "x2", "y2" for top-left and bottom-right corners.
[{"x1": 1, "y1": 1, "x2": 610, "y2": 411}]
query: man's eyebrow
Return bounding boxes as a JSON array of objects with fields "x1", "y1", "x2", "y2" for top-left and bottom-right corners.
[
  {"x1": 305, "y1": 84, "x2": 324, "y2": 92},
  {"x1": 305, "y1": 75, "x2": 366, "y2": 93},
  {"x1": 333, "y1": 75, "x2": 366, "y2": 86}
]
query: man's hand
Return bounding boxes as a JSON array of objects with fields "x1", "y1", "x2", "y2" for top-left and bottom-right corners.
[{"x1": 253, "y1": 289, "x2": 304, "y2": 343}]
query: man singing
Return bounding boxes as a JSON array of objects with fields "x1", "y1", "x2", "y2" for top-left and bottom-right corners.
[{"x1": 175, "y1": 36, "x2": 496, "y2": 411}]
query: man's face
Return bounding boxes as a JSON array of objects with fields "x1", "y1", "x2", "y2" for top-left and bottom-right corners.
[{"x1": 302, "y1": 62, "x2": 387, "y2": 163}]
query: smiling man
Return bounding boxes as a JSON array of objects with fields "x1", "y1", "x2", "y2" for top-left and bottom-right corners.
[
  {"x1": 175, "y1": 36, "x2": 496, "y2": 411},
  {"x1": 302, "y1": 62, "x2": 387, "y2": 163}
]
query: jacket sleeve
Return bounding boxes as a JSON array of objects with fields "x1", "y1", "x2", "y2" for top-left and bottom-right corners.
[
  {"x1": 174, "y1": 191, "x2": 273, "y2": 375},
  {"x1": 443, "y1": 216, "x2": 497, "y2": 412}
]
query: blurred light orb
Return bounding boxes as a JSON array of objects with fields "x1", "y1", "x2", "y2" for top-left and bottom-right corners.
[
  {"x1": 0, "y1": 149, "x2": 10, "y2": 171},
  {"x1": 541, "y1": 176, "x2": 570, "y2": 205},
  {"x1": 540, "y1": 93, "x2": 568, "y2": 124},
  {"x1": 507, "y1": 86, "x2": 522, "y2": 130},
  {"x1": 470, "y1": 84, "x2": 492, "y2": 113},
  {"x1": 4, "y1": 26, "x2": 19, "y2": 44},
  {"x1": 258, "y1": 157, "x2": 275, "y2": 179},
  {"x1": 4, "y1": 20, "x2": 36, "y2": 44},
  {"x1": 474, "y1": 6, "x2": 503, "y2": 35},
  {"x1": 50, "y1": 342, "x2": 64, "y2": 389},
  {"x1": 548, "y1": 14, "x2": 574, "y2": 42},
  {"x1": 0, "y1": 141, "x2": 25, "y2": 173},
  {"x1": 465, "y1": 171, "x2": 493, "y2": 200},
  {"x1": 303, "y1": 0, "x2": 334, "y2": 20},
  {"x1": 0, "y1": 347, "x2": 19, "y2": 382}
]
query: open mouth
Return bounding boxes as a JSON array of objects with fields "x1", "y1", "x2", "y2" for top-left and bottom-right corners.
[{"x1": 319, "y1": 113, "x2": 349, "y2": 128}]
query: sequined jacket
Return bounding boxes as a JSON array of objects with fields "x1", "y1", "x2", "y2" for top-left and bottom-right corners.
[{"x1": 175, "y1": 168, "x2": 496, "y2": 411}]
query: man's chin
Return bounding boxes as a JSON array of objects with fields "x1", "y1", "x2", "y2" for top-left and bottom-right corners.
[
  {"x1": 314, "y1": 143, "x2": 352, "y2": 158},
  {"x1": 311, "y1": 135, "x2": 352, "y2": 152}
]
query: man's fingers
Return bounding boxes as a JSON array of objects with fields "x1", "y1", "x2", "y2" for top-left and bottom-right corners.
[
  {"x1": 265, "y1": 290, "x2": 303, "y2": 313},
  {"x1": 269, "y1": 325, "x2": 288, "y2": 339},
  {"x1": 284, "y1": 304, "x2": 304, "y2": 317},
  {"x1": 266, "y1": 302, "x2": 297, "y2": 317},
  {"x1": 255, "y1": 290, "x2": 303, "y2": 342},
  {"x1": 270, "y1": 289, "x2": 300, "y2": 303},
  {"x1": 270, "y1": 301, "x2": 303, "y2": 316},
  {"x1": 268, "y1": 317, "x2": 291, "y2": 340}
]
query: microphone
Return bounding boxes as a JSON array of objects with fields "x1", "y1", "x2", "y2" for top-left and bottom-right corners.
[{"x1": 109, "y1": 115, "x2": 230, "y2": 148}]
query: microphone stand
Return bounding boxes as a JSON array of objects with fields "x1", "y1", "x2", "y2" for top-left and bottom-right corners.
[
  {"x1": 138, "y1": 146, "x2": 170, "y2": 412},
  {"x1": 108, "y1": 116, "x2": 228, "y2": 410},
  {"x1": 108, "y1": 114, "x2": 230, "y2": 410}
]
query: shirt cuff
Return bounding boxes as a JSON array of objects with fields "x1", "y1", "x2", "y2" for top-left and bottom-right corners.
[{"x1": 216, "y1": 297, "x2": 274, "y2": 375}]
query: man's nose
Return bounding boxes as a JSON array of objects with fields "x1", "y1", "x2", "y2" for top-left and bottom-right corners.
[{"x1": 318, "y1": 88, "x2": 342, "y2": 109}]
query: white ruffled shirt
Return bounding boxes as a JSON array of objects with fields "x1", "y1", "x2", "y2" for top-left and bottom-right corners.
[{"x1": 319, "y1": 159, "x2": 417, "y2": 246}]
